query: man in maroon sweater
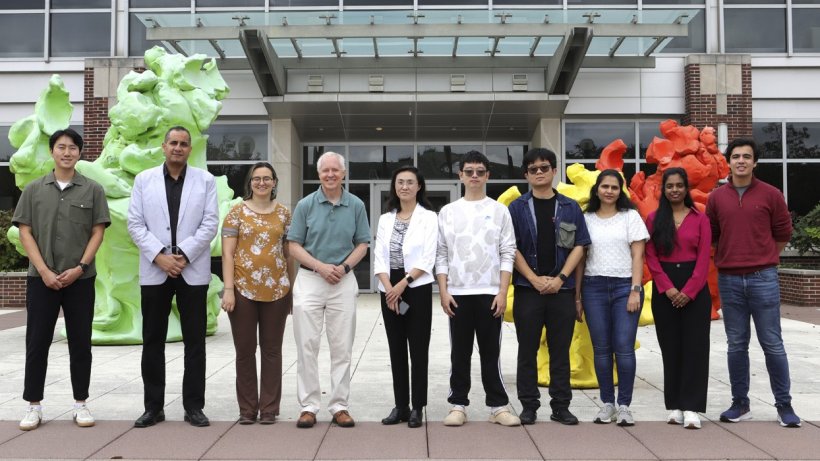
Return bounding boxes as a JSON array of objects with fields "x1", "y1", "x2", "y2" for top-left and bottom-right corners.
[{"x1": 706, "y1": 138, "x2": 801, "y2": 428}]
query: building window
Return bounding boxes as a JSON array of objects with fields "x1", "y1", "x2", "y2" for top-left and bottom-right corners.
[
  {"x1": 753, "y1": 121, "x2": 820, "y2": 217},
  {"x1": 0, "y1": 13, "x2": 44, "y2": 58},
  {"x1": 51, "y1": 12, "x2": 111, "y2": 57},
  {"x1": 724, "y1": 8, "x2": 787, "y2": 53},
  {"x1": 303, "y1": 145, "x2": 345, "y2": 181},
  {"x1": 659, "y1": 8, "x2": 706, "y2": 54},
  {"x1": 205, "y1": 123, "x2": 269, "y2": 199},
  {"x1": 348, "y1": 145, "x2": 413, "y2": 180},
  {"x1": 792, "y1": 8, "x2": 820, "y2": 53}
]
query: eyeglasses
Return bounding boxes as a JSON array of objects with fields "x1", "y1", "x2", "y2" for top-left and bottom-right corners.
[
  {"x1": 462, "y1": 169, "x2": 487, "y2": 177},
  {"x1": 396, "y1": 180, "x2": 417, "y2": 187},
  {"x1": 54, "y1": 144, "x2": 80, "y2": 153},
  {"x1": 527, "y1": 164, "x2": 552, "y2": 175},
  {"x1": 251, "y1": 176, "x2": 274, "y2": 184}
]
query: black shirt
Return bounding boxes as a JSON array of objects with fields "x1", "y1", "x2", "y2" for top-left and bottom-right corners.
[
  {"x1": 163, "y1": 163, "x2": 187, "y2": 248},
  {"x1": 533, "y1": 195, "x2": 557, "y2": 276}
]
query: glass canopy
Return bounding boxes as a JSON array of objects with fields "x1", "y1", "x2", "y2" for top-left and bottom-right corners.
[{"x1": 138, "y1": 9, "x2": 696, "y2": 59}]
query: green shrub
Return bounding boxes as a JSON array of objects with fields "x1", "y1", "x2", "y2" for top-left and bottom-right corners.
[
  {"x1": 792, "y1": 204, "x2": 820, "y2": 256},
  {"x1": 0, "y1": 210, "x2": 28, "y2": 272}
]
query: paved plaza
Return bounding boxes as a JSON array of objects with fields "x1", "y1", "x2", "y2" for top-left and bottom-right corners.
[{"x1": 0, "y1": 294, "x2": 818, "y2": 460}]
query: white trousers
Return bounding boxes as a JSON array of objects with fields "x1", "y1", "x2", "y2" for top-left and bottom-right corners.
[{"x1": 292, "y1": 268, "x2": 358, "y2": 415}]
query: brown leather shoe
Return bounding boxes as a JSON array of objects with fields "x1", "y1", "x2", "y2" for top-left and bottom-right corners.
[
  {"x1": 332, "y1": 410, "x2": 355, "y2": 427},
  {"x1": 296, "y1": 411, "x2": 316, "y2": 428}
]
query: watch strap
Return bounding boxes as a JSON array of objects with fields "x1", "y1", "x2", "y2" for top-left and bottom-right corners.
[{"x1": 405, "y1": 274, "x2": 415, "y2": 284}]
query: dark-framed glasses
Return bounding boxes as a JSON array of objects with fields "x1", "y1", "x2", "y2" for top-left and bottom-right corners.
[
  {"x1": 527, "y1": 164, "x2": 552, "y2": 175},
  {"x1": 251, "y1": 176, "x2": 274, "y2": 184},
  {"x1": 462, "y1": 168, "x2": 487, "y2": 177}
]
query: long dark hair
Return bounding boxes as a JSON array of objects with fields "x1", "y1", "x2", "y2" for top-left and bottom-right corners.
[
  {"x1": 652, "y1": 167, "x2": 695, "y2": 256},
  {"x1": 586, "y1": 169, "x2": 635, "y2": 213},
  {"x1": 387, "y1": 166, "x2": 433, "y2": 212},
  {"x1": 243, "y1": 161, "x2": 278, "y2": 201}
]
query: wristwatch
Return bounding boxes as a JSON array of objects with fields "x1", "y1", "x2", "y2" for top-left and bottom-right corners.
[
  {"x1": 558, "y1": 273, "x2": 568, "y2": 282},
  {"x1": 343, "y1": 263, "x2": 351, "y2": 274},
  {"x1": 631, "y1": 284, "x2": 642, "y2": 293},
  {"x1": 78, "y1": 263, "x2": 89, "y2": 273},
  {"x1": 405, "y1": 274, "x2": 415, "y2": 284}
]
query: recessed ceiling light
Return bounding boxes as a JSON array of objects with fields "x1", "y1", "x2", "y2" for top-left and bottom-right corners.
[
  {"x1": 375, "y1": 127, "x2": 383, "y2": 131},
  {"x1": 451, "y1": 127, "x2": 457, "y2": 131}
]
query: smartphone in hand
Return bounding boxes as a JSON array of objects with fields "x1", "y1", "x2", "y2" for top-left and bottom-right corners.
[{"x1": 399, "y1": 299, "x2": 410, "y2": 315}]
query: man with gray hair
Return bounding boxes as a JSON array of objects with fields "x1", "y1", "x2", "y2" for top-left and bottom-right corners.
[{"x1": 286, "y1": 151, "x2": 370, "y2": 428}]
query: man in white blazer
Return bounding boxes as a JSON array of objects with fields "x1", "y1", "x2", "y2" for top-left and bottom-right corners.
[{"x1": 127, "y1": 126, "x2": 219, "y2": 428}]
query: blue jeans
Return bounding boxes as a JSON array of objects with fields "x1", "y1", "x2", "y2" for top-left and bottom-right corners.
[
  {"x1": 582, "y1": 276, "x2": 642, "y2": 406},
  {"x1": 718, "y1": 267, "x2": 792, "y2": 407}
]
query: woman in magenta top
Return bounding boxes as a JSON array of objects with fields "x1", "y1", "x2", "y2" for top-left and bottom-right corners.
[{"x1": 645, "y1": 167, "x2": 712, "y2": 430}]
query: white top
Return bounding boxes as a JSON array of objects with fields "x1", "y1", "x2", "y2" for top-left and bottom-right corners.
[
  {"x1": 435, "y1": 197, "x2": 516, "y2": 295},
  {"x1": 373, "y1": 205, "x2": 438, "y2": 291},
  {"x1": 584, "y1": 209, "x2": 649, "y2": 278}
]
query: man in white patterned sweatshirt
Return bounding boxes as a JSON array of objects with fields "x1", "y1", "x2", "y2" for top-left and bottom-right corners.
[{"x1": 436, "y1": 150, "x2": 520, "y2": 427}]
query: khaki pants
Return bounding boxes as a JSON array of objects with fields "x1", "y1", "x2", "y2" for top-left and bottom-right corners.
[{"x1": 292, "y1": 268, "x2": 358, "y2": 415}]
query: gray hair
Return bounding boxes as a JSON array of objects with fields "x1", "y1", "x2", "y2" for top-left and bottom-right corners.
[{"x1": 316, "y1": 151, "x2": 346, "y2": 172}]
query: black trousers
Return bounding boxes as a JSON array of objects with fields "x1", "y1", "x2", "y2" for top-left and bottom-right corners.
[
  {"x1": 651, "y1": 261, "x2": 711, "y2": 412},
  {"x1": 141, "y1": 277, "x2": 208, "y2": 412},
  {"x1": 24, "y1": 276, "x2": 95, "y2": 402},
  {"x1": 513, "y1": 287, "x2": 576, "y2": 412},
  {"x1": 380, "y1": 269, "x2": 432, "y2": 409},
  {"x1": 448, "y1": 294, "x2": 509, "y2": 407}
]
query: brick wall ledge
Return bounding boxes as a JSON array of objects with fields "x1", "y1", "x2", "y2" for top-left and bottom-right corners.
[{"x1": 778, "y1": 267, "x2": 820, "y2": 276}]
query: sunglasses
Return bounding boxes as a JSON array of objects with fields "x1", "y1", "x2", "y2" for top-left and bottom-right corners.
[
  {"x1": 526, "y1": 165, "x2": 552, "y2": 175},
  {"x1": 462, "y1": 169, "x2": 487, "y2": 177}
]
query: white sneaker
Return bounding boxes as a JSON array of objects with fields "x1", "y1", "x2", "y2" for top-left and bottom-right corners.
[
  {"x1": 667, "y1": 409, "x2": 683, "y2": 425},
  {"x1": 19, "y1": 406, "x2": 42, "y2": 431},
  {"x1": 443, "y1": 408, "x2": 467, "y2": 426},
  {"x1": 73, "y1": 404, "x2": 95, "y2": 428},
  {"x1": 489, "y1": 409, "x2": 521, "y2": 427},
  {"x1": 616, "y1": 405, "x2": 635, "y2": 426},
  {"x1": 683, "y1": 411, "x2": 701, "y2": 429},
  {"x1": 593, "y1": 403, "x2": 617, "y2": 424}
]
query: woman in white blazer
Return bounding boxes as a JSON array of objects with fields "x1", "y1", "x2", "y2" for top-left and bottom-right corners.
[{"x1": 373, "y1": 166, "x2": 437, "y2": 429}]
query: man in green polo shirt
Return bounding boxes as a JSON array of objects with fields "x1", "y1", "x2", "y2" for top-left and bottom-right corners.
[
  {"x1": 12, "y1": 128, "x2": 110, "y2": 431},
  {"x1": 287, "y1": 151, "x2": 370, "y2": 429}
]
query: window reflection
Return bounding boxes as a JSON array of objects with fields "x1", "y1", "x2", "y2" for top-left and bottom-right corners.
[
  {"x1": 787, "y1": 163, "x2": 820, "y2": 216},
  {"x1": 0, "y1": 127, "x2": 13, "y2": 162},
  {"x1": 205, "y1": 124, "x2": 267, "y2": 162},
  {"x1": 724, "y1": 9, "x2": 786, "y2": 53},
  {"x1": 485, "y1": 145, "x2": 526, "y2": 180},
  {"x1": 417, "y1": 145, "x2": 481, "y2": 179},
  {"x1": 0, "y1": 166, "x2": 22, "y2": 211},
  {"x1": 753, "y1": 122, "x2": 784, "y2": 159},
  {"x1": 660, "y1": 8, "x2": 705, "y2": 53},
  {"x1": 51, "y1": 13, "x2": 110, "y2": 57},
  {"x1": 0, "y1": 14, "x2": 44, "y2": 58},
  {"x1": 639, "y1": 121, "x2": 665, "y2": 159},
  {"x1": 786, "y1": 123, "x2": 820, "y2": 159},
  {"x1": 565, "y1": 122, "x2": 635, "y2": 161},
  {"x1": 754, "y1": 163, "x2": 783, "y2": 191},
  {"x1": 348, "y1": 145, "x2": 413, "y2": 180},
  {"x1": 792, "y1": 9, "x2": 820, "y2": 52}
]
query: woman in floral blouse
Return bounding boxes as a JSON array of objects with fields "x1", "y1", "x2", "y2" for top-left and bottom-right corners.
[{"x1": 221, "y1": 161, "x2": 293, "y2": 425}]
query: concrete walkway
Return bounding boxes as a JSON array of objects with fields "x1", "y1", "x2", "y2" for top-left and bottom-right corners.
[{"x1": 0, "y1": 294, "x2": 818, "y2": 460}]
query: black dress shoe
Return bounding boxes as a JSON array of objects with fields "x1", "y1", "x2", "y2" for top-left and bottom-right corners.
[
  {"x1": 381, "y1": 407, "x2": 410, "y2": 425},
  {"x1": 550, "y1": 408, "x2": 579, "y2": 425},
  {"x1": 408, "y1": 408, "x2": 423, "y2": 428},
  {"x1": 184, "y1": 409, "x2": 211, "y2": 427},
  {"x1": 134, "y1": 410, "x2": 165, "y2": 428},
  {"x1": 520, "y1": 408, "x2": 537, "y2": 425}
]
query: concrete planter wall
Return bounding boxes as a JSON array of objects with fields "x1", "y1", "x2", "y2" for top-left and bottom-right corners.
[
  {"x1": 0, "y1": 272, "x2": 26, "y2": 309},
  {"x1": 779, "y1": 268, "x2": 820, "y2": 307}
]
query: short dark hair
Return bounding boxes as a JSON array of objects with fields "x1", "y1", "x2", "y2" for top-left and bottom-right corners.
[
  {"x1": 459, "y1": 150, "x2": 490, "y2": 171},
  {"x1": 725, "y1": 138, "x2": 760, "y2": 163},
  {"x1": 164, "y1": 125, "x2": 192, "y2": 143},
  {"x1": 586, "y1": 169, "x2": 635, "y2": 213},
  {"x1": 522, "y1": 147, "x2": 557, "y2": 171},
  {"x1": 243, "y1": 162, "x2": 279, "y2": 201},
  {"x1": 386, "y1": 166, "x2": 433, "y2": 212},
  {"x1": 49, "y1": 128, "x2": 83, "y2": 152}
]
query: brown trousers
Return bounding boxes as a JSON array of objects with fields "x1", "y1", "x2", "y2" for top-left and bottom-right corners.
[{"x1": 228, "y1": 290, "x2": 291, "y2": 417}]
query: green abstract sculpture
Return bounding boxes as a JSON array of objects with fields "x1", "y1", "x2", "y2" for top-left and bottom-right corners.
[{"x1": 6, "y1": 46, "x2": 238, "y2": 345}]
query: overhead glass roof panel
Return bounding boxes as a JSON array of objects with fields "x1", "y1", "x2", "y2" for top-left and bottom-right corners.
[
  {"x1": 297, "y1": 38, "x2": 335, "y2": 57},
  {"x1": 496, "y1": 37, "x2": 537, "y2": 56},
  {"x1": 270, "y1": 38, "x2": 299, "y2": 57},
  {"x1": 417, "y1": 37, "x2": 455, "y2": 57},
  {"x1": 339, "y1": 37, "x2": 374, "y2": 57},
  {"x1": 375, "y1": 37, "x2": 413, "y2": 56}
]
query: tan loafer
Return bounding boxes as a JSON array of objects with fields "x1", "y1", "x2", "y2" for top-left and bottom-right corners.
[
  {"x1": 297, "y1": 411, "x2": 316, "y2": 428},
  {"x1": 332, "y1": 410, "x2": 355, "y2": 427}
]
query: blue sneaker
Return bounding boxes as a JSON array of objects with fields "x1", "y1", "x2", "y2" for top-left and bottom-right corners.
[
  {"x1": 719, "y1": 402, "x2": 751, "y2": 423},
  {"x1": 776, "y1": 404, "x2": 801, "y2": 428}
]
